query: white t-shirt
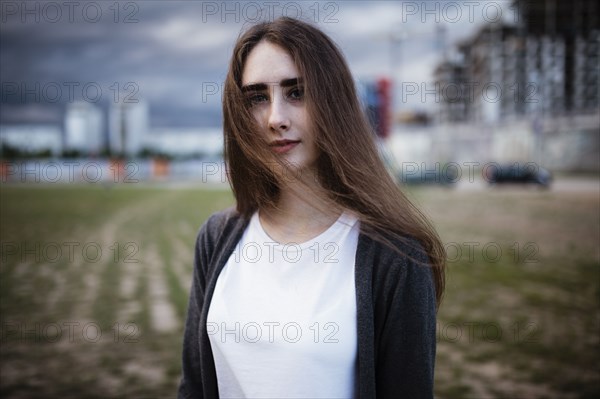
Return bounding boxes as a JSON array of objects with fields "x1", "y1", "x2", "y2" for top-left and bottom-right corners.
[{"x1": 207, "y1": 210, "x2": 360, "y2": 399}]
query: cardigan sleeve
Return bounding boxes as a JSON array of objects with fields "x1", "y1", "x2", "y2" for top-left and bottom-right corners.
[
  {"x1": 373, "y1": 241, "x2": 437, "y2": 398},
  {"x1": 177, "y1": 216, "x2": 216, "y2": 399}
]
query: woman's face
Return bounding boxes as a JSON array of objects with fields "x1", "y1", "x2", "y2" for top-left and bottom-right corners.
[{"x1": 241, "y1": 40, "x2": 319, "y2": 177}]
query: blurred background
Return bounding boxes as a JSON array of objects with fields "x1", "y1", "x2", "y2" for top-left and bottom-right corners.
[{"x1": 1, "y1": 1, "x2": 599, "y2": 398}]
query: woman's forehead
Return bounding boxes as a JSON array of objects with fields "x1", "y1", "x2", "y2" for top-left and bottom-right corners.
[{"x1": 242, "y1": 41, "x2": 299, "y2": 86}]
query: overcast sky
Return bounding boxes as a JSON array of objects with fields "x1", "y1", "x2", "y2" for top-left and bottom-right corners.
[{"x1": 1, "y1": 0, "x2": 516, "y2": 128}]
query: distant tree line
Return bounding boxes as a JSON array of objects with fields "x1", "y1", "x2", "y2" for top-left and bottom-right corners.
[{"x1": 0, "y1": 142, "x2": 219, "y2": 160}]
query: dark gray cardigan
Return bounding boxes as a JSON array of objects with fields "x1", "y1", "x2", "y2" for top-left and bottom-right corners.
[{"x1": 178, "y1": 208, "x2": 436, "y2": 398}]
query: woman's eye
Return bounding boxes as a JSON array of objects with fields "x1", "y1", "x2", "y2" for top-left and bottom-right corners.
[
  {"x1": 247, "y1": 93, "x2": 268, "y2": 105},
  {"x1": 287, "y1": 87, "x2": 304, "y2": 101}
]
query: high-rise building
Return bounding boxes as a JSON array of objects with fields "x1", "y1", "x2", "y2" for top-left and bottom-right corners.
[
  {"x1": 64, "y1": 102, "x2": 103, "y2": 154},
  {"x1": 109, "y1": 100, "x2": 148, "y2": 157},
  {"x1": 515, "y1": 0, "x2": 599, "y2": 113},
  {"x1": 433, "y1": 59, "x2": 469, "y2": 123},
  {"x1": 433, "y1": 0, "x2": 599, "y2": 124}
]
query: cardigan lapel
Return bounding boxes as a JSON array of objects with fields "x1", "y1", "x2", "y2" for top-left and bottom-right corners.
[{"x1": 355, "y1": 232, "x2": 376, "y2": 398}]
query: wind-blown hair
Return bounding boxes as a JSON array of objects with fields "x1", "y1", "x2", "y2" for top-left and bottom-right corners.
[{"x1": 222, "y1": 17, "x2": 446, "y2": 307}]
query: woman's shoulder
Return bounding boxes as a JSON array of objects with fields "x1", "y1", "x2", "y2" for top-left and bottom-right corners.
[
  {"x1": 200, "y1": 206, "x2": 240, "y2": 230},
  {"x1": 192, "y1": 207, "x2": 250, "y2": 274},
  {"x1": 358, "y1": 229, "x2": 433, "y2": 287},
  {"x1": 358, "y1": 228, "x2": 429, "y2": 266},
  {"x1": 195, "y1": 206, "x2": 247, "y2": 244}
]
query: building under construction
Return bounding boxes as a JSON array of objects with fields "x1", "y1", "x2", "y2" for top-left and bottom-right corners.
[{"x1": 434, "y1": 0, "x2": 599, "y2": 124}]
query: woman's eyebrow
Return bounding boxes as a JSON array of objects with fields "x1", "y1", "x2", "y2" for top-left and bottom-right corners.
[
  {"x1": 241, "y1": 78, "x2": 303, "y2": 92},
  {"x1": 241, "y1": 83, "x2": 268, "y2": 93},
  {"x1": 280, "y1": 77, "x2": 302, "y2": 88}
]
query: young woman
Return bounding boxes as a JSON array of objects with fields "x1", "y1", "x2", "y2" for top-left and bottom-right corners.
[{"x1": 178, "y1": 17, "x2": 445, "y2": 399}]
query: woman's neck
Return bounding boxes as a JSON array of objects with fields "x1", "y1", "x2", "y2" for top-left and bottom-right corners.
[{"x1": 258, "y1": 177, "x2": 342, "y2": 245}]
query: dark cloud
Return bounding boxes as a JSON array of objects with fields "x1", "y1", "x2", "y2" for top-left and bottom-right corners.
[
  {"x1": 1, "y1": 1, "x2": 492, "y2": 127},
  {"x1": 1, "y1": 0, "x2": 236, "y2": 127}
]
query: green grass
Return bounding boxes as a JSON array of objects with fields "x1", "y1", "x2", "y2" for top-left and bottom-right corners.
[
  {"x1": 0, "y1": 184, "x2": 234, "y2": 398},
  {"x1": 410, "y1": 187, "x2": 600, "y2": 397},
  {"x1": 1, "y1": 184, "x2": 598, "y2": 398}
]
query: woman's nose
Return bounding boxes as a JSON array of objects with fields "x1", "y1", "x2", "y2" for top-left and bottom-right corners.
[{"x1": 267, "y1": 95, "x2": 291, "y2": 132}]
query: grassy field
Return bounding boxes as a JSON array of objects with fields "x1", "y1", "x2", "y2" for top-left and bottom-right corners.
[{"x1": 0, "y1": 184, "x2": 598, "y2": 398}]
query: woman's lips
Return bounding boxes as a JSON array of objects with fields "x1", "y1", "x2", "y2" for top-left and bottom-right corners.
[{"x1": 269, "y1": 140, "x2": 300, "y2": 154}]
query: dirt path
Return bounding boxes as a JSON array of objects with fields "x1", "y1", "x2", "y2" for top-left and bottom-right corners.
[{"x1": 145, "y1": 244, "x2": 179, "y2": 333}]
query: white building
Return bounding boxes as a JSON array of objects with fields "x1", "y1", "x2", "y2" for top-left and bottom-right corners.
[
  {"x1": 143, "y1": 128, "x2": 223, "y2": 158},
  {"x1": 0, "y1": 125, "x2": 63, "y2": 155},
  {"x1": 64, "y1": 102, "x2": 104, "y2": 154},
  {"x1": 109, "y1": 100, "x2": 148, "y2": 156}
]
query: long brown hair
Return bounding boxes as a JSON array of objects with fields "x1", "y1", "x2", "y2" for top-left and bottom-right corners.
[{"x1": 222, "y1": 17, "x2": 446, "y2": 307}]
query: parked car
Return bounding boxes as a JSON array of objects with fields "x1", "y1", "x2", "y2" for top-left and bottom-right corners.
[
  {"x1": 396, "y1": 163, "x2": 459, "y2": 187},
  {"x1": 485, "y1": 163, "x2": 553, "y2": 188}
]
